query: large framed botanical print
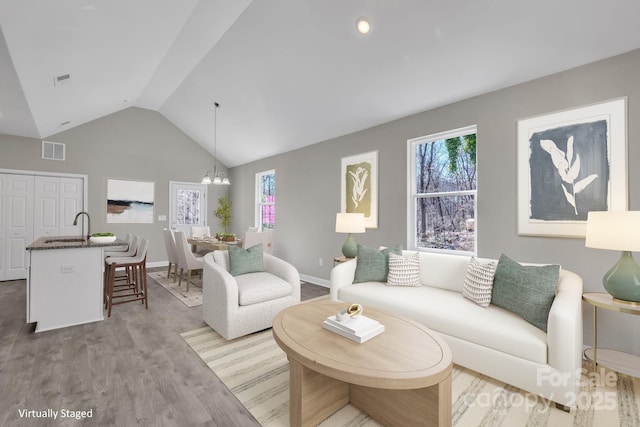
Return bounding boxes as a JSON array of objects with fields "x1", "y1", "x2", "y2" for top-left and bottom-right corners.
[{"x1": 517, "y1": 98, "x2": 627, "y2": 237}]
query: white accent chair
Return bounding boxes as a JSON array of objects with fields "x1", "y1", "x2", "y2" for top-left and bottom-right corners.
[
  {"x1": 163, "y1": 228, "x2": 179, "y2": 281},
  {"x1": 174, "y1": 231, "x2": 203, "y2": 292},
  {"x1": 202, "y1": 250, "x2": 300, "y2": 340}
]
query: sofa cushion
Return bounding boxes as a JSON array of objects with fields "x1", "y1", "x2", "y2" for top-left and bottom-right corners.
[
  {"x1": 338, "y1": 282, "x2": 547, "y2": 364},
  {"x1": 387, "y1": 252, "x2": 421, "y2": 287},
  {"x1": 235, "y1": 272, "x2": 292, "y2": 306},
  {"x1": 418, "y1": 252, "x2": 474, "y2": 292},
  {"x1": 228, "y1": 244, "x2": 264, "y2": 276},
  {"x1": 353, "y1": 244, "x2": 402, "y2": 283},
  {"x1": 491, "y1": 254, "x2": 560, "y2": 332},
  {"x1": 462, "y1": 257, "x2": 497, "y2": 307}
]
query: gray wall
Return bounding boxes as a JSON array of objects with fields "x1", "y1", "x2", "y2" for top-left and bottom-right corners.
[
  {"x1": 230, "y1": 49, "x2": 640, "y2": 355},
  {"x1": 0, "y1": 107, "x2": 228, "y2": 264}
]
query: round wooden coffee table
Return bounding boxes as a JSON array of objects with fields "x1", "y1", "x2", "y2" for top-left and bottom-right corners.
[{"x1": 272, "y1": 299, "x2": 452, "y2": 427}]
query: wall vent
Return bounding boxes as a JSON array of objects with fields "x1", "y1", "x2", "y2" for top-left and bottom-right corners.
[
  {"x1": 42, "y1": 141, "x2": 65, "y2": 161},
  {"x1": 54, "y1": 73, "x2": 71, "y2": 87}
]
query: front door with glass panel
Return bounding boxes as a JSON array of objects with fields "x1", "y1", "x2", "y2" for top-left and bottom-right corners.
[{"x1": 169, "y1": 181, "x2": 207, "y2": 236}]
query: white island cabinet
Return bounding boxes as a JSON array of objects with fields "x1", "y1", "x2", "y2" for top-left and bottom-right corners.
[{"x1": 26, "y1": 236, "x2": 123, "y2": 332}]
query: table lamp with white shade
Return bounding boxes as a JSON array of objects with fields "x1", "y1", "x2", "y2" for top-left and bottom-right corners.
[
  {"x1": 585, "y1": 211, "x2": 640, "y2": 303},
  {"x1": 335, "y1": 213, "x2": 365, "y2": 258}
]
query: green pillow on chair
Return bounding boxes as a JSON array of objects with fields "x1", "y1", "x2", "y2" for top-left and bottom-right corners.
[
  {"x1": 228, "y1": 244, "x2": 264, "y2": 276},
  {"x1": 353, "y1": 244, "x2": 403, "y2": 283}
]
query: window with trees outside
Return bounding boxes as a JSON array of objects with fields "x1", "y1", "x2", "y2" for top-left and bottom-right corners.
[
  {"x1": 256, "y1": 170, "x2": 275, "y2": 231},
  {"x1": 408, "y1": 125, "x2": 477, "y2": 254}
]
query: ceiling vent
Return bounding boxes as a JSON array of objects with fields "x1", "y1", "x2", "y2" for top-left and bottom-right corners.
[
  {"x1": 53, "y1": 73, "x2": 71, "y2": 87},
  {"x1": 42, "y1": 141, "x2": 65, "y2": 161}
]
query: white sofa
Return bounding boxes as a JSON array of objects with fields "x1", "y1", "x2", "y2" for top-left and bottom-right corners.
[
  {"x1": 330, "y1": 251, "x2": 583, "y2": 408},
  {"x1": 203, "y1": 251, "x2": 301, "y2": 340}
]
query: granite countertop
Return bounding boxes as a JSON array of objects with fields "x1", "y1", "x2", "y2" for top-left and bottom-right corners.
[{"x1": 26, "y1": 235, "x2": 127, "y2": 251}]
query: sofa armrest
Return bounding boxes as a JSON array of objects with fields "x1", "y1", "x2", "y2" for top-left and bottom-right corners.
[
  {"x1": 329, "y1": 259, "x2": 357, "y2": 301},
  {"x1": 547, "y1": 269, "x2": 583, "y2": 375},
  {"x1": 263, "y1": 253, "x2": 301, "y2": 302}
]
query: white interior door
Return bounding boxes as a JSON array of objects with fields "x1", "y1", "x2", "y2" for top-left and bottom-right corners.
[
  {"x1": 4, "y1": 174, "x2": 33, "y2": 280},
  {"x1": 34, "y1": 176, "x2": 84, "y2": 239},
  {"x1": 169, "y1": 181, "x2": 207, "y2": 236},
  {"x1": 59, "y1": 177, "x2": 84, "y2": 235},
  {"x1": 34, "y1": 176, "x2": 60, "y2": 238}
]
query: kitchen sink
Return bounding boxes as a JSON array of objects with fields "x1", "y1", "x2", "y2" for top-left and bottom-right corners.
[{"x1": 44, "y1": 238, "x2": 87, "y2": 243}]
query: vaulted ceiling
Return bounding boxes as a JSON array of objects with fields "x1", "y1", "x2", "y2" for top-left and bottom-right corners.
[{"x1": 2, "y1": 0, "x2": 640, "y2": 167}]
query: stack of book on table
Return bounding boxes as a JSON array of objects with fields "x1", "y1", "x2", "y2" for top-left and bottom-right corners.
[{"x1": 322, "y1": 313, "x2": 385, "y2": 343}]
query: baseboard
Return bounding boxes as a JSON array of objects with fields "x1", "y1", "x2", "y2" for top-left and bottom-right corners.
[
  {"x1": 300, "y1": 274, "x2": 330, "y2": 288},
  {"x1": 147, "y1": 261, "x2": 169, "y2": 269}
]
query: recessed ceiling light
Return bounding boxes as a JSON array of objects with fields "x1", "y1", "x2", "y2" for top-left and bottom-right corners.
[{"x1": 356, "y1": 17, "x2": 371, "y2": 35}]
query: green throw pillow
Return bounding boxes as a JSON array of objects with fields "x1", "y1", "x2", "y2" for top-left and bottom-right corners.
[
  {"x1": 491, "y1": 254, "x2": 560, "y2": 332},
  {"x1": 228, "y1": 244, "x2": 264, "y2": 276},
  {"x1": 353, "y1": 244, "x2": 403, "y2": 283}
]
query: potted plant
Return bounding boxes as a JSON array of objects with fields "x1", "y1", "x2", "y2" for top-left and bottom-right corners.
[{"x1": 215, "y1": 195, "x2": 232, "y2": 236}]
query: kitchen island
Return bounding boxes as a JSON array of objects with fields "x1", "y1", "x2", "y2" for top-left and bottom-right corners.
[{"x1": 26, "y1": 235, "x2": 124, "y2": 332}]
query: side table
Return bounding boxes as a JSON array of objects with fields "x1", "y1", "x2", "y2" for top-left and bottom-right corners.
[
  {"x1": 582, "y1": 292, "x2": 640, "y2": 377},
  {"x1": 333, "y1": 256, "x2": 354, "y2": 266}
]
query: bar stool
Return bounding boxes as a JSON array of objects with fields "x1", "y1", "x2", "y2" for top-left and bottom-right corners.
[
  {"x1": 104, "y1": 238, "x2": 149, "y2": 317},
  {"x1": 105, "y1": 234, "x2": 138, "y2": 258},
  {"x1": 104, "y1": 233, "x2": 132, "y2": 253},
  {"x1": 103, "y1": 235, "x2": 140, "y2": 305}
]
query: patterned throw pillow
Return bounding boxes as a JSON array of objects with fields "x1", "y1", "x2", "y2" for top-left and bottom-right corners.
[
  {"x1": 386, "y1": 252, "x2": 421, "y2": 287},
  {"x1": 462, "y1": 257, "x2": 497, "y2": 307},
  {"x1": 228, "y1": 244, "x2": 264, "y2": 276},
  {"x1": 353, "y1": 244, "x2": 403, "y2": 283},
  {"x1": 491, "y1": 254, "x2": 560, "y2": 331}
]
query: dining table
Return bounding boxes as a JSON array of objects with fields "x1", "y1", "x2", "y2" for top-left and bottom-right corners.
[{"x1": 187, "y1": 237, "x2": 241, "y2": 253}]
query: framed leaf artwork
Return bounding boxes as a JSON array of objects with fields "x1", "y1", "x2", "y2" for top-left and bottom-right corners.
[
  {"x1": 517, "y1": 98, "x2": 627, "y2": 237},
  {"x1": 341, "y1": 151, "x2": 378, "y2": 229}
]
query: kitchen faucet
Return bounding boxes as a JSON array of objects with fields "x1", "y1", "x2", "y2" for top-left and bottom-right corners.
[{"x1": 73, "y1": 211, "x2": 91, "y2": 240}]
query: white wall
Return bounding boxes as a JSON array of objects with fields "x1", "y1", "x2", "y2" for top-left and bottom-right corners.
[
  {"x1": 0, "y1": 107, "x2": 229, "y2": 264},
  {"x1": 230, "y1": 48, "x2": 640, "y2": 355}
]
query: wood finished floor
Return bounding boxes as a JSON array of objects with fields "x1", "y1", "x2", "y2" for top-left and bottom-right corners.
[{"x1": 0, "y1": 269, "x2": 329, "y2": 427}]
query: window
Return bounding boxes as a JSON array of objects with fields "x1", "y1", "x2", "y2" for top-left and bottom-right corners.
[
  {"x1": 256, "y1": 170, "x2": 275, "y2": 230},
  {"x1": 408, "y1": 125, "x2": 477, "y2": 254}
]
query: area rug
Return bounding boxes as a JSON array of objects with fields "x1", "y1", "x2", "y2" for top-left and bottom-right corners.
[
  {"x1": 181, "y1": 326, "x2": 640, "y2": 427},
  {"x1": 148, "y1": 271, "x2": 203, "y2": 307}
]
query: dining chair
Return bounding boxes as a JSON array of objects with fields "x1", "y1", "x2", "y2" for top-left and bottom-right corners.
[
  {"x1": 243, "y1": 229, "x2": 274, "y2": 254},
  {"x1": 190, "y1": 226, "x2": 211, "y2": 238},
  {"x1": 174, "y1": 231, "x2": 204, "y2": 292},
  {"x1": 163, "y1": 228, "x2": 180, "y2": 281}
]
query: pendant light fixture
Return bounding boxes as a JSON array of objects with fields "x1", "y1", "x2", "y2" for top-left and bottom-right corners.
[{"x1": 201, "y1": 101, "x2": 230, "y2": 185}]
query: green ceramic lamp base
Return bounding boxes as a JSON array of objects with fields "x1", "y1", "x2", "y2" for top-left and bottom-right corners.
[
  {"x1": 603, "y1": 251, "x2": 640, "y2": 303},
  {"x1": 341, "y1": 234, "x2": 357, "y2": 258}
]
